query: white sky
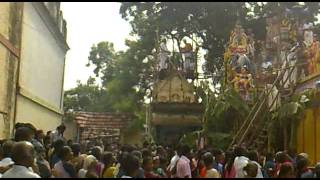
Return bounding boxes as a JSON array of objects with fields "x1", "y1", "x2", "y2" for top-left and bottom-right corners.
[{"x1": 61, "y1": 2, "x2": 132, "y2": 90}]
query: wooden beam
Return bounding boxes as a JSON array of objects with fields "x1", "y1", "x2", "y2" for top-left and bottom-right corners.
[{"x1": 0, "y1": 33, "x2": 20, "y2": 58}]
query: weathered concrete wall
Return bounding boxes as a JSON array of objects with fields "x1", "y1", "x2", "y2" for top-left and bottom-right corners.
[
  {"x1": 0, "y1": 2, "x2": 22, "y2": 139},
  {"x1": 0, "y1": 3, "x2": 10, "y2": 39},
  {"x1": 15, "y1": 95, "x2": 61, "y2": 133},
  {"x1": 0, "y1": 45, "x2": 9, "y2": 114},
  {"x1": 19, "y1": 2, "x2": 65, "y2": 109},
  {"x1": 14, "y1": 2, "x2": 67, "y2": 132}
]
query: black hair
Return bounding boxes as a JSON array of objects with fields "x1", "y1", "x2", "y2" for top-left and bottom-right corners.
[
  {"x1": 275, "y1": 152, "x2": 287, "y2": 164},
  {"x1": 296, "y1": 157, "x2": 309, "y2": 178},
  {"x1": 141, "y1": 148, "x2": 152, "y2": 158},
  {"x1": 53, "y1": 139, "x2": 65, "y2": 150},
  {"x1": 2, "y1": 140, "x2": 14, "y2": 158},
  {"x1": 180, "y1": 144, "x2": 190, "y2": 156},
  {"x1": 203, "y1": 152, "x2": 214, "y2": 167},
  {"x1": 278, "y1": 163, "x2": 294, "y2": 178},
  {"x1": 14, "y1": 127, "x2": 33, "y2": 142},
  {"x1": 102, "y1": 151, "x2": 114, "y2": 166},
  {"x1": 266, "y1": 152, "x2": 274, "y2": 161},
  {"x1": 131, "y1": 150, "x2": 142, "y2": 160},
  {"x1": 71, "y1": 143, "x2": 81, "y2": 157},
  {"x1": 122, "y1": 154, "x2": 140, "y2": 177},
  {"x1": 142, "y1": 156, "x2": 153, "y2": 167},
  {"x1": 234, "y1": 146, "x2": 246, "y2": 157},
  {"x1": 58, "y1": 146, "x2": 72, "y2": 160},
  {"x1": 90, "y1": 146, "x2": 102, "y2": 160},
  {"x1": 247, "y1": 150, "x2": 259, "y2": 162},
  {"x1": 225, "y1": 150, "x2": 236, "y2": 173}
]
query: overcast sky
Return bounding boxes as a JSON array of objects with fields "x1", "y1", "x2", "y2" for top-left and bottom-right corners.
[{"x1": 61, "y1": 2, "x2": 131, "y2": 90}]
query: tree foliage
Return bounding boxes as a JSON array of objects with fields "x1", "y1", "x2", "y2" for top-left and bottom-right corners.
[{"x1": 64, "y1": 2, "x2": 320, "y2": 139}]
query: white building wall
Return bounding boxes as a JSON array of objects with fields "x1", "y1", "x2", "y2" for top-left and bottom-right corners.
[
  {"x1": 19, "y1": 2, "x2": 65, "y2": 108},
  {"x1": 16, "y1": 2, "x2": 66, "y2": 131}
]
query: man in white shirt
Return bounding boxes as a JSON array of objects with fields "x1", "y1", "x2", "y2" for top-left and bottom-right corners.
[
  {"x1": 233, "y1": 146, "x2": 249, "y2": 178},
  {"x1": 176, "y1": 144, "x2": 192, "y2": 178},
  {"x1": 51, "y1": 124, "x2": 66, "y2": 144},
  {"x1": 159, "y1": 39, "x2": 170, "y2": 71},
  {"x1": 2, "y1": 141, "x2": 40, "y2": 178}
]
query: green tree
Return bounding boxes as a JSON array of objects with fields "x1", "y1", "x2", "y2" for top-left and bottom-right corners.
[{"x1": 63, "y1": 77, "x2": 112, "y2": 121}]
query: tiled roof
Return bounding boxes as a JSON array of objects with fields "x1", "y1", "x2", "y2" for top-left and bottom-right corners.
[{"x1": 74, "y1": 112, "x2": 134, "y2": 143}]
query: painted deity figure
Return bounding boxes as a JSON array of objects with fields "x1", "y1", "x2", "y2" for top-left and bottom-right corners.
[
  {"x1": 304, "y1": 34, "x2": 320, "y2": 75},
  {"x1": 231, "y1": 66, "x2": 253, "y2": 100},
  {"x1": 229, "y1": 23, "x2": 248, "y2": 55}
]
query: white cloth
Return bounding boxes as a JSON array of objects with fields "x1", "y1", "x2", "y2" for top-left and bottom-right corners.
[
  {"x1": 51, "y1": 130, "x2": 63, "y2": 143},
  {"x1": 159, "y1": 42, "x2": 169, "y2": 70},
  {"x1": 252, "y1": 161, "x2": 264, "y2": 178},
  {"x1": 183, "y1": 52, "x2": 193, "y2": 72},
  {"x1": 121, "y1": 175, "x2": 132, "y2": 178},
  {"x1": 1, "y1": 165, "x2": 40, "y2": 178},
  {"x1": 168, "y1": 154, "x2": 179, "y2": 172},
  {"x1": 234, "y1": 156, "x2": 249, "y2": 178},
  {"x1": 0, "y1": 157, "x2": 14, "y2": 167},
  {"x1": 78, "y1": 169, "x2": 87, "y2": 178}
]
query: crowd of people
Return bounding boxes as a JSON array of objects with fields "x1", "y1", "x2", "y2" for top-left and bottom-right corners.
[{"x1": 0, "y1": 122, "x2": 319, "y2": 178}]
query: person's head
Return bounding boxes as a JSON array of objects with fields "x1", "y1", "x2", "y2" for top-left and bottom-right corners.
[
  {"x1": 141, "y1": 148, "x2": 152, "y2": 159},
  {"x1": 35, "y1": 130, "x2": 44, "y2": 141},
  {"x1": 14, "y1": 127, "x2": 34, "y2": 142},
  {"x1": 2, "y1": 140, "x2": 14, "y2": 158},
  {"x1": 12, "y1": 141, "x2": 36, "y2": 167},
  {"x1": 275, "y1": 151, "x2": 287, "y2": 164},
  {"x1": 156, "y1": 146, "x2": 165, "y2": 156},
  {"x1": 203, "y1": 152, "x2": 214, "y2": 169},
  {"x1": 297, "y1": 153, "x2": 309, "y2": 161},
  {"x1": 67, "y1": 140, "x2": 73, "y2": 146},
  {"x1": 90, "y1": 146, "x2": 102, "y2": 161},
  {"x1": 58, "y1": 146, "x2": 73, "y2": 162},
  {"x1": 296, "y1": 157, "x2": 309, "y2": 173},
  {"x1": 53, "y1": 139, "x2": 65, "y2": 152},
  {"x1": 35, "y1": 145, "x2": 46, "y2": 160},
  {"x1": 131, "y1": 150, "x2": 142, "y2": 165},
  {"x1": 180, "y1": 144, "x2": 190, "y2": 157},
  {"x1": 46, "y1": 131, "x2": 52, "y2": 136},
  {"x1": 243, "y1": 161, "x2": 258, "y2": 178},
  {"x1": 83, "y1": 155, "x2": 97, "y2": 170},
  {"x1": 212, "y1": 149, "x2": 224, "y2": 163},
  {"x1": 315, "y1": 162, "x2": 320, "y2": 178},
  {"x1": 159, "y1": 156, "x2": 167, "y2": 168},
  {"x1": 234, "y1": 146, "x2": 247, "y2": 157},
  {"x1": 71, "y1": 143, "x2": 81, "y2": 157},
  {"x1": 153, "y1": 156, "x2": 160, "y2": 169},
  {"x1": 24, "y1": 123, "x2": 36, "y2": 134},
  {"x1": 247, "y1": 150, "x2": 259, "y2": 162},
  {"x1": 123, "y1": 154, "x2": 140, "y2": 177},
  {"x1": 142, "y1": 156, "x2": 153, "y2": 172},
  {"x1": 102, "y1": 151, "x2": 115, "y2": 167},
  {"x1": 278, "y1": 162, "x2": 295, "y2": 178},
  {"x1": 57, "y1": 124, "x2": 66, "y2": 134},
  {"x1": 266, "y1": 152, "x2": 275, "y2": 162}
]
